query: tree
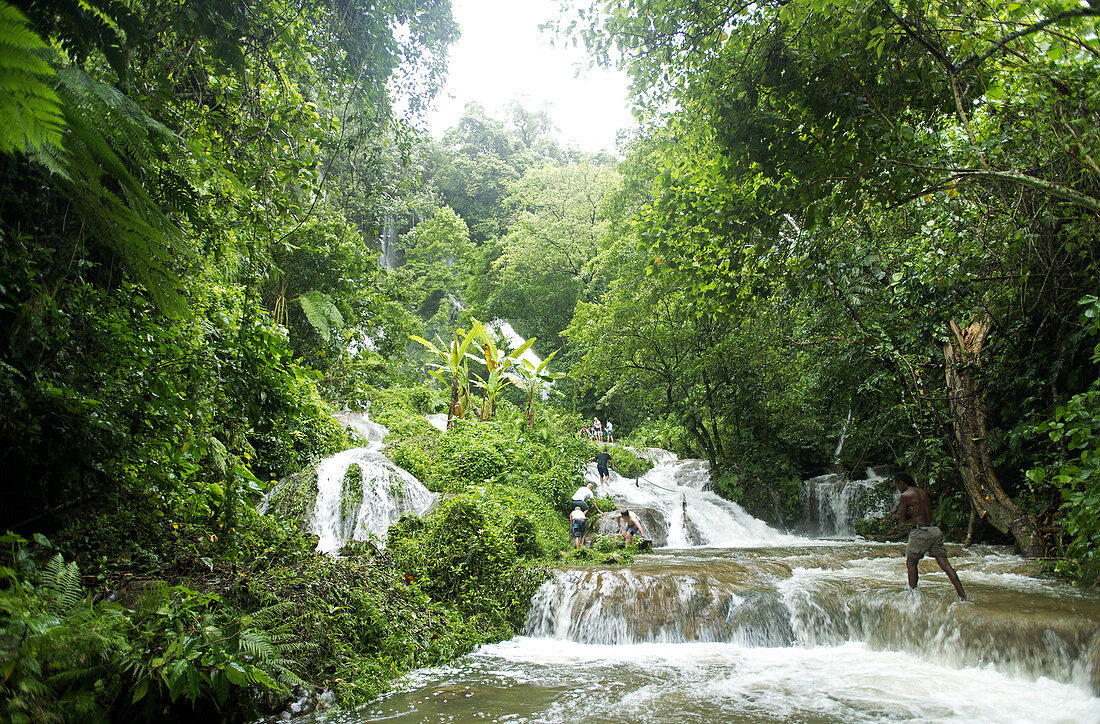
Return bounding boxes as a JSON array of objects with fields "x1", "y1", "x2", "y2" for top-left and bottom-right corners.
[
  {"x1": 478, "y1": 160, "x2": 620, "y2": 347},
  {"x1": 566, "y1": 0, "x2": 1100, "y2": 554},
  {"x1": 510, "y1": 350, "x2": 566, "y2": 430},
  {"x1": 411, "y1": 321, "x2": 487, "y2": 429}
]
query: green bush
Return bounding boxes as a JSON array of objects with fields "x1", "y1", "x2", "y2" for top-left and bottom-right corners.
[{"x1": 435, "y1": 422, "x2": 509, "y2": 488}]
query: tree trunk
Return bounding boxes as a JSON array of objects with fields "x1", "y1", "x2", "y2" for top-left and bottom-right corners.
[
  {"x1": 943, "y1": 316, "x2": 1047, "y2": 557},
  {"x1": 447, "y1": 374, "x2": 460, "y2": 430}
]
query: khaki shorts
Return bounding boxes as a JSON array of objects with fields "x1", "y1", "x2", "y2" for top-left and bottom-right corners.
[{"x1": 906, "y1": 526, "x2": 947, "y2": 559}]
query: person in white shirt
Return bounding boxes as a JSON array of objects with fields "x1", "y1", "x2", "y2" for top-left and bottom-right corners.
[
  {"x1": 569, "y1": 482, "x2": 601, "y2": 513},
  {"x1": 570, "y1": 506, "x2": 589, "y2": 549},
  {"x1": 604, "y1": 419, "x2": 614, "y2": 443}
]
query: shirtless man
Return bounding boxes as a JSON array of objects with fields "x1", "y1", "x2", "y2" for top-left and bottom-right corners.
[
  {"x1": 616, "y1": 509, "x2": 646, "y2": 545},
  {"x1": 894, "y1": 472, "x2": 966, "y2": 600}
]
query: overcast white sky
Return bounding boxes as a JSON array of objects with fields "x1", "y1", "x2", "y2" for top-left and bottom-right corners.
[{"x1": 421, "y1": 0, "x2": 635, "y2": 154}]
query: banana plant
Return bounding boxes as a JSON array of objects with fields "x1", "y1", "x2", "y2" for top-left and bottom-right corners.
[
  {"x1": 509, "y1": 349, "x2": 566, "y2": 429},
  {"x1": 410, "y1": 320, "x2": 486, "y2": 430},
  {"x1": 467, "y1": 323, "x2": 535, "y2": 421}
]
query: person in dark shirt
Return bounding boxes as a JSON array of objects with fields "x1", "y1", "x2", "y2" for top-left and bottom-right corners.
[{"x1": 591, "y1": 447, "x2": 614, "y2": 485}]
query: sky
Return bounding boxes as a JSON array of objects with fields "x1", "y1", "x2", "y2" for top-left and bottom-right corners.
[{"x1": 421, "y1": 0, "x2": 635, "y2": 154}]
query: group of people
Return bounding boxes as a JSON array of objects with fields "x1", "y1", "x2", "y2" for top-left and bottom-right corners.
[
  {"x1": 565, "y1": 466, "x2": 966, "y2": 600},
  {"x1": 572, "y1": 457, "x2": 646, "y2": 547},
  {"x1": 584, "y1": 416, "x2": 614, "y2": 443}
]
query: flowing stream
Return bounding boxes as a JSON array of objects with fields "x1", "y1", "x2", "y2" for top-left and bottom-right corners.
[{"x1": 303, "y1": 449, "x2": 1100, "y2": 723}]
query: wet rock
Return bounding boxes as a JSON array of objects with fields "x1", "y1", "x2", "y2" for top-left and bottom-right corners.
[{"x1": 594, "y1": 507, "x2": 668, "y2": 547}]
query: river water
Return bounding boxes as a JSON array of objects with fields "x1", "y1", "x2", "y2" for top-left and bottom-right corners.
[{"x1": 303, "y1": 450, "x2": 1100, "y2": 723}]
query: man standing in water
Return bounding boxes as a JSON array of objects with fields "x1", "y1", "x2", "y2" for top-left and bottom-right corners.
[{"x1": 894, "y1": 472, "x2": 967, "y2": 600}]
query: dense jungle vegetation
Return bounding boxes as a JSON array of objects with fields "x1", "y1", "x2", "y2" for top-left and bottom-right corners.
[{"x1": 1, "y1": 0, "x2": 1099, "y2": 720}]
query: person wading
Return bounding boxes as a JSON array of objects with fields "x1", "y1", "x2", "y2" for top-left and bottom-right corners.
[{"x1": 894, "y1": 471, "x2": 967, "y2": 600}]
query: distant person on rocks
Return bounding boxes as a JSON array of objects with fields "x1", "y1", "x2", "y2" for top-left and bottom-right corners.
[
  {"x1": 605, "y1": 419, "x2": 614, "y2": 443},
  {"x1": 894, "y1": 471, "x2": 967, "y2": 601},
  {"x1": 569, "y1": 482, "x2": 601, "y2": 514},
  {"x1": 591, "y1": 447, "x2": 615, "y2": 485},
  {"x1": 570, "y1": 505, "x2": 589, "y2": 549},
  {"x1": 591, "y1": 416, "x2": 603, "y2": 442},
  {"x1": 616, "y1": 509, "x2": 646, "y2": 545}
]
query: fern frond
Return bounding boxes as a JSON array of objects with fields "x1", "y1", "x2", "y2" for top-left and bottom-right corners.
[
  {"x1": 0, "y1": 1, "x2": 64, "y2": 154},
  {"x1": 237, "y1": 628, "x2": 276, "y2": 660}
]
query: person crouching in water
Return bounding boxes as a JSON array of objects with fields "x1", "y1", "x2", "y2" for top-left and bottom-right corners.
[
  {"x1": 894, "y1": 471, "x2": 966, "y2": 600},
  {"x1": 616, "y1": 509, "x2": 646, "y2": 545},
  {"x1": 570, "y1": 505, "x2": 588, "y2": 549}
]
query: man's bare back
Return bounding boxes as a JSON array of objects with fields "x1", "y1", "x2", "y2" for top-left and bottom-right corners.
[{"x1": 897, "y1": 485, "x2": 933, "y2": 526}]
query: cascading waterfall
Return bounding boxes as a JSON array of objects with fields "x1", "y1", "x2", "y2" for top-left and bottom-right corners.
[
  {"x1": 318, "y1": 447, "x2": 1100, "y2": 723},
  {"x1": 378, "y1": 214, "x2": 398, "y2": 271},
  {"x1": 592, "y1": 448, "x2": 801, "y2": 548},
  {"x1": 310, "y1": 411, "x2": 436, "y2": 553},
  {"x1": 799, "y1": 467, "x2": 893, "y2": 537}
]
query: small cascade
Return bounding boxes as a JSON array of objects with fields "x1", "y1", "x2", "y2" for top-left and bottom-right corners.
[
  {"x1": 310, "y1": 412, "x2": 436, "y2": 553},
  {"x1": 522, "y1": 546, "x2": 1100, "y2": 695},
  {"x1": 593, "y1": 452, "x2": 800, "y2": 548},
  {"x1": 525, "y1": 559, "x2": 795, "y2": 646},
  {"x1": 799, "y1": 467, "x2": 892, "y2": 537},
  {"x1": 833, "y1": 406, "x2": 852, "y2": 463}
]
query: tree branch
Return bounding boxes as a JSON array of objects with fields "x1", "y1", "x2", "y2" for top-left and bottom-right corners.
[{"x1": 958, "y1": 9, "x2": 1100, "y2": 71}]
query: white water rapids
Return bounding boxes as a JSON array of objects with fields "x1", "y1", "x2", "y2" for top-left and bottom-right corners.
[{"x1": 301, "y1": 444, "x2": 1100, "y2": 723}]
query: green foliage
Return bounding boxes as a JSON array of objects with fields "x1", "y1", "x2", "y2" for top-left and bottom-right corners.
[
  {"x1": 387, "y1": 495, "x2": 552, "y2": 634},
  {"x1": 0, "y1": 533, "x2": 303, "y2": 722},
  {"x1": 0, "y1": 534, "x2": 125, "y2": 723},
  {"x1": 435, "y1": 420, "x2": 510, "y2": 488},
  {"x1": 1030, "y1": 385, "x2": 1100, "y2": 582},
  {"x1": 0, "y1": 1, "x2": 64, "y2": 155}
]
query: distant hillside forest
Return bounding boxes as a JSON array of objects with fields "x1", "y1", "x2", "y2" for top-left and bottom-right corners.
[{"x1": 1, "y1": 0, "x2": 1099, "y2": 719}]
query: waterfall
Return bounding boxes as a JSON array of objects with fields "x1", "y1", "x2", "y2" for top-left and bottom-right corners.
[
  {"x1": 334, "y1": 446, "x2": 1100, "y2": 722},
  {"x1": 833, "y1": 406, "x2": 852, "y2": 462},
  {"x1": 521, "y1": 546, "x2": 1100, "y2": 696},
  {"x1": 489, "y1": 319, "x2": 543, "y2": 369},
  {"x1": 799, "y1": 468, "x2": 892, "y2": 537},
  {"x1": 378, "y1": 214, "x2": 398, "y2": 271},
  {"x1": 310, "y1": 411, "x2": 437, "y2": 553},
  {"x1": 593, "y1": 451, "x2": 801, "y2": 548}
]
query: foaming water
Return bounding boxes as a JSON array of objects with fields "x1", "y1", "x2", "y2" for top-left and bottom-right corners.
[
  {"x1": 310, "y1": 412, "x2": 436, "y2": 553},
  {"x1": 299, "y1": 541, "x2": 1100, "y2": 723},
  {"x1": 343, "y1": 637, "x2": 1100, "y2": 724},
  {"x1": 800, "y1": 468, "x2": 892, "y2": 537},
  {"x1": 593, "y1": 452, "x2": 801, "y2": 547},
  {"x1": 297, "y1": 450, "x2": 1100, "y2": 722}
]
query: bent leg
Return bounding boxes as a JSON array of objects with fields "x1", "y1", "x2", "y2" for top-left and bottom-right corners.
[{"x1": 934, "y1": 556, "x2": 967, "y2": 600}]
